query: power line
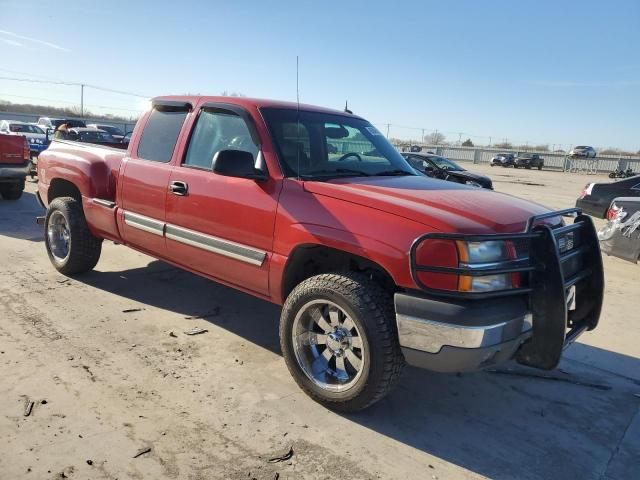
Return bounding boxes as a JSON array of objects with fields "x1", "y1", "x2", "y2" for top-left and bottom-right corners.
[
  {"x1": 0, "y1": 93, "x2": 144, "y2": 112},
  {"x1": 0, "y1": 76, "x2": 150, "y2": 98}
]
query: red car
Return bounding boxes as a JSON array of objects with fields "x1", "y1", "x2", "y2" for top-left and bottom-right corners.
[
  {"x1": 0, "y1": 133, "x2": 31, "y2": 199},
  {"x1": 36, "y1": 96, "x2": 604, "y2": 411}
]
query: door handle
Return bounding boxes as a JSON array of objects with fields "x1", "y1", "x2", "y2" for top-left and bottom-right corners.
[{"x1": 169, "y1": 180, "x2": 188, "y2": 196}]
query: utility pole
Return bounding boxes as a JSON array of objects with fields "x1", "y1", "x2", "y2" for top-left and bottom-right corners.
[
  {"x1": 489, "y1": 136, "x2": 492, "y2": 147},
  {"x1": 385, "y1": 123, "x2": 390, "y2": 139},
  {"x1": 80, "y1": 83, "x2": 85, "y2": 117},
  {"x1": 458, "y1": 132, "x2": 462, "y2": 146},
  {"x1": 421, "y1": 128, "x2": 425, "y2": 144}
]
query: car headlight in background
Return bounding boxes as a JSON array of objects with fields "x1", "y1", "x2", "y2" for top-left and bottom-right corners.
[{"x1": 465, "y1": 180, "x2": 482, "y2": 188}]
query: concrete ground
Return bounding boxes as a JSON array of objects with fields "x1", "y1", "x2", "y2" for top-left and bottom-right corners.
[{"x1": 0, "y1": 168, "x2": 638, "y2": 480}]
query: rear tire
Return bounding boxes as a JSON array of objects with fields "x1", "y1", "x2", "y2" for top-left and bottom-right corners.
[
  {"x1": 0, "y1": 180, "x2": 25, "y2": 200},
  {"x1": 280, "y1": 272, "x2": 404, "y2": 412},
  {"x1": 45, "y1": 197, "x2": 102, "y2": 275}
]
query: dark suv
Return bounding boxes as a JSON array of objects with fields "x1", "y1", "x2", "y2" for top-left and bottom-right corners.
[{"x1": 514, "y1": 153, "x2": 544, "y2": 170}]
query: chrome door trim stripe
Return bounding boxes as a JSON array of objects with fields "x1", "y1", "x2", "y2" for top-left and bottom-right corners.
[
  {"x1": 123, "y1": 211, "x2": 164, "y2": 237},
  {"x1": 93, "y1": 198, "x2": 116, "y2": 208},
  {"x1": 165, "y1": 223, "x2": 266, "y2": 266}
]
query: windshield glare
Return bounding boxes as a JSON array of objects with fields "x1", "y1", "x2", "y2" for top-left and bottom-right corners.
[{"x1": 260, "y1": 108, "x2": 415, "y2": 179}]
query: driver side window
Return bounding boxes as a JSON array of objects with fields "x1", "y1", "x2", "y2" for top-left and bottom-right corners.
[{"x1": 184, "y1": 109, "x2": 258, "y2": 169}]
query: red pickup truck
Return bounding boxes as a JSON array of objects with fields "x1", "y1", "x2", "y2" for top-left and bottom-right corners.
[
  {"x1": 36, "y1": 96, "x2": 604, "y2": 411},
  {"x1": 0, "y1": 133, "x2": 30, "y2": 200}
]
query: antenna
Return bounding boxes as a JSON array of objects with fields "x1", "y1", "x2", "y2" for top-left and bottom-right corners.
[
  {"x1": 344, "y1": 100, "x2": 352, "y2": 114},
  {"x1": 296, "y1": 55, "x2": 301, "y2": 180}
]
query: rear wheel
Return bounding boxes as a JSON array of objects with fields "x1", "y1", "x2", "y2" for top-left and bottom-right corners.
[
  {"x1": 280, "y1": 272, "x2": 404, "y2": 412},
  {"x1": 538, "y1": 164, "x2": 543, "y2": 170},
  {"x1": 0, "y1": 180, "x2": 25, "y2": 200},
  {"x1": 45, "y1": 197, "x2": 102, "y2": 275}
]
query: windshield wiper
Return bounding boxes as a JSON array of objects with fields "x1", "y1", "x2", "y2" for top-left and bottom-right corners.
[
  {"x1": 299, "y1": 168, "x2": 371, "y2": 180},
  {"x1": 373, "y1": 169, "x2": 415, "y2": 176}
]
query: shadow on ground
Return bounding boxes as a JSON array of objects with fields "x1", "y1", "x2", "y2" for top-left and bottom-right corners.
[
  {"x1": 0, "y1": 191, "x2": 44, "y2": 242},
  {"x1": 75, "y1": 260, "x2": 640, "y2": 480}
]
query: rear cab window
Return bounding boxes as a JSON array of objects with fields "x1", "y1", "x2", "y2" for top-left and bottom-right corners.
[{"x1": 137, "y1": 105, "x2": 189, "y2": 162}]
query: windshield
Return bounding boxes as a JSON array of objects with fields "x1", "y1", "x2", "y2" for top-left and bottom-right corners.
[
  {"x1": 9, "y1": 124, "x2": 44, "y2": 134},
  {"x1": 429, "y1": 156, "x2": 463, "y2": 171},
  {"x1": 79, "y1": 130, "x2": 116, "y2": 142},
  {"x1": 260, "y1": 108, "x2": 415, "y2": 179}
]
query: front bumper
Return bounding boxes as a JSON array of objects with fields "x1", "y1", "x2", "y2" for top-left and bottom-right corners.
[
  {"x1": 0, "y1": 161, "x2": 30, "y2": 181},
  {"x1": 399, "y1": 208, "x2": 604, "y2": 373},
  {"x1": 395, "y1": 294, "x2": 532, "y2": 372}
]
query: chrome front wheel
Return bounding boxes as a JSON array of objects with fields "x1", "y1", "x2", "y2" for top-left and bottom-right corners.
[
  {"x1": 280, "y1": 272, "x2": 404, "y2": 412},
  {"x1": 47, "y1": 210, "x2": 71, "y2": 261},
  {"x1": 292, "y1": 300, "x2": 365, "y2": 392}
]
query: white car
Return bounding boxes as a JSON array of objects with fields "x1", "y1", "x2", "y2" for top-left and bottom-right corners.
[
  {"x1": 0, "y1": 120, "x2": 49, "y2": 156},
  {"x1": 570, "y1": 146, "x2": 597, "y2": 158}
]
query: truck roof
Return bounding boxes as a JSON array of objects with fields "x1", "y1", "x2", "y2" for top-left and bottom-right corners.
[{"x1": 152, "y1": 95, "x2": 363, "y2": 119}]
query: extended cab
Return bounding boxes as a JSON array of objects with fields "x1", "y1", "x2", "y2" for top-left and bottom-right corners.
[
  {"x1": 36, "y1": 96, "x2": 604, "y2": 411},
  {"x1": 0, "y1": 133, "x2": 30, "y2": 199}
]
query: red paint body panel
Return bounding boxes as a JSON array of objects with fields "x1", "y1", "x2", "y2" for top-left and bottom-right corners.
[{"x1": 37, "y1": 95, "x2": 555, "y2": 306}]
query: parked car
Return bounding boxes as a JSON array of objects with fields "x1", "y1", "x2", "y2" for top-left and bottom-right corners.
[
  {"x1": 576, "y1": 175, "x2": 640, "y2": 218},
  {"x1": 121, "y1": 131, "x2": 133, "y2": 144},
  {"x1": 0, "y1": 120, "x2": 50, "y2": 157},
  {"x1": 37, "y1": 117, "x2": 87, "y2": 133},
  {"x1": 570, "y1": 146, "x2": 597, "y2": 158},
  {"x1": 490, "y1": 152, "x2": 515, "y2": 167},
  {"x1": 598, "y1": 197, "x2": 640, "y2": 263},
  {"x1": 86, "y1": 124, "x2": 125, "y2": 142},
  {"x1": 514, "y1": 153, "x2": 544, "y2": 170},
  {"x1": 403, "y1": 153, "x2": 493, "y2": 189},
  {"x1": 65, "y1": 128, "x2": 121, "y2": 145},
  {"x1": 0, "y1": 133, "x2": 30, "y2": 199},
  {"x1": 36, "y1": 95, "x2": 604, "y2": 412}
]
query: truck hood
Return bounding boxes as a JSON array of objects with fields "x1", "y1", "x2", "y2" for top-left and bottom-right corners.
[{"x1": 303, "y1": 175, "x2": 552, "y2": 233}]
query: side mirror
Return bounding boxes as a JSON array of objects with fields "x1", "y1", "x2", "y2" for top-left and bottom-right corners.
[{"x1": 212, "y1": 149, "x2": 267, "y2": 181}]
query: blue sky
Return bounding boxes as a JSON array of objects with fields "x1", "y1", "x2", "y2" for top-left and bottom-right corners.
[{"x1": 1, "y1": 0, "x2": 638, "y2": 150}]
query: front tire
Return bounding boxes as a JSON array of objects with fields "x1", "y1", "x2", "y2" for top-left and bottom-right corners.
[
  {"x1": 280, "y1": 272, "x2": 404, "y2": 412},
  {"x1": 45, "y1": 197, "x2": 102, "y2": 275},
  {"x1": 0, "y1": 180, "x2": 25, "y2": 200}
]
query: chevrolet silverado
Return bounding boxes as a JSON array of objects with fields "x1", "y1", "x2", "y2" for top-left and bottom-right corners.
[{"x1": 36, "y1": 96, "x2": 604, "y2": 411}]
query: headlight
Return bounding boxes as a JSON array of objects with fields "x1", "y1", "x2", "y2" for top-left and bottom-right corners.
[
  {"x1": 414, "y1": 239, "x2": 522, "y2": 293},
  {"x1": 465, "y1": 180, "x2": 482, "y2": 188},
  {"x1": 461, "y1": 241, "x2": 510, "y2": 264},
  {"x1": 468, "y1": 274, "x2": 512, "y2": 292}
]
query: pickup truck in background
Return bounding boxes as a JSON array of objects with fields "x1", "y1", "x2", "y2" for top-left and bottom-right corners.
[
  {"x1": 0, "y1": 133, "x2": 30, "y2": 200},
  {"x1": 36, "y1": 96, "x2": 604, "y2": 411},
  {"x1": 514, "y1": 153, "x2": 544, "y2": 170}
]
